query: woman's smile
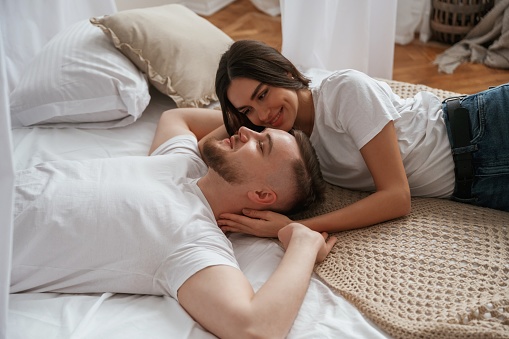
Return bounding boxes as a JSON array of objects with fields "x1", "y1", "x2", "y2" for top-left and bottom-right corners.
[
  {"x1": 227, "y1": 77, "x2": 300, "y2": 133},
  {"x1": 268, "y1": 107, "x2": 284, "y2": 127}
]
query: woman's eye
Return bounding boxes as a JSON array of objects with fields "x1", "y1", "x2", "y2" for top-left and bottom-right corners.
[
  {"x1": 240, "y1": 108, "x2": 251, "y2": 115},
  {"x1": 258, "y1": 90, "x2": 268, "y2": 100}
]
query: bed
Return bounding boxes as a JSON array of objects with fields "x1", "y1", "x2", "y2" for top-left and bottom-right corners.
[
  {"x1": 8, "y1": 85, "x2": 389, "y2": 339},
  {"x1": 2, "y1": 2, "x2": 508, "y2": 339}
]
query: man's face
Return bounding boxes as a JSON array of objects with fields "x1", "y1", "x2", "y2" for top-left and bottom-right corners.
[
  {"x1": 202, "y1": 138, "x2": 243, "y2": 184},
  {"x1": 202, "y1": 127, "x2": 300, "y2": 185}
]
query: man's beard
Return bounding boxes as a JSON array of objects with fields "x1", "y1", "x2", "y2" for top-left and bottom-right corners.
[{"x1": 202, "y1": 138, "x2": 243, "y2": 185}]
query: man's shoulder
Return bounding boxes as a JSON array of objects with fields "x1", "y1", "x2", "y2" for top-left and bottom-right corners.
[{"x1": 151, "y1": 135, "x2": 200, "y2": 157}]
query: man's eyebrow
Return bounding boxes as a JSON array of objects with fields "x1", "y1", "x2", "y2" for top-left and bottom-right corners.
[
  {"x1": 266, "y1": 133, "x2": 273, "y2": 156},
  {"x1": 250, "y1": 83, "x2": 264, "y2": 101}
]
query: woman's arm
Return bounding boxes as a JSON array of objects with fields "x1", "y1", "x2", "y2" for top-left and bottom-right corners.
[
  {"x1": 303, "y1": 120, "x2": 411, "y2": 231},
  {"x1": 217, "y1": 121, "x2": 411, "y2": 235},
  {"x1": 178, "y1": 223, "x2": 336, "y2": 339}
]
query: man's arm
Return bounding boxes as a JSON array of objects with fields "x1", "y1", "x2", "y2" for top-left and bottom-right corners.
[
  {"x1": 149, "y1": 108, "x2": 224, "y2": 155},
  {"x1": 178, "y1": 223, "x2": 337, "y2": 339}
]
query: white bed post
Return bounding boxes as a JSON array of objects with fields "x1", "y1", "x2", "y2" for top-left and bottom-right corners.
[{"x1": 0, "y1": 26, "x2": 15, "y2": 339}]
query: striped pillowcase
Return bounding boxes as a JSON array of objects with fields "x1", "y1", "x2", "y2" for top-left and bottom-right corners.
[{"x1": 10, "y1": 20, "x2": 151, "y2": 129}]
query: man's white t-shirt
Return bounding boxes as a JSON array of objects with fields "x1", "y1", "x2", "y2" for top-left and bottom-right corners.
[
  {"x1": 310, "y1": 69, "x2": 455, "y2": 198},
  {"x1": 11, "y1": 135, "x2": 239, "y2": 300}
]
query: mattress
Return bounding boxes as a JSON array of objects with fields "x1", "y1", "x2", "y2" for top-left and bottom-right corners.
[{"x1": 8, "y1": 89, "x2": 389, "y2": 339}]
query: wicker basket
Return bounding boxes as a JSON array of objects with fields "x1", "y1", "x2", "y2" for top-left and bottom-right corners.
[{"x1": 431, "y1": 0, "x2": 495, "y2": 44}]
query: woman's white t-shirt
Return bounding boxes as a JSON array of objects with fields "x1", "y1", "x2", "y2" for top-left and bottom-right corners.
[{"x1": 310, "y1": 69, "x2": 455, "y2": 198}]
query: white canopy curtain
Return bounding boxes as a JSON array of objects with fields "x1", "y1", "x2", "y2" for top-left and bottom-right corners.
[
  {"x1": 0, "y1": 2, "x2": 117, "y2": 338},
  {"x1": 0, "y1": 27, "x2": 14, "y2": 339},
  {"x1": 280, "y1": 0, "x2": 398, "y2": 80}
]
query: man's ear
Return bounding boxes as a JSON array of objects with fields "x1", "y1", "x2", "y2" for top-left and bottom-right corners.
[{"x1": 247, "y1": 189, "x2": 277, "y2": 206}]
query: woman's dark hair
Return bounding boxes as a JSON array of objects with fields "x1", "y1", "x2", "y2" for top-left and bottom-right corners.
[{"x1": 216, "y1": 40, "x2": 311, "y2": 136}]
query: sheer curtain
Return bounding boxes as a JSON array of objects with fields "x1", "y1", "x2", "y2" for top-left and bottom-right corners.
[
  {"x1": 280, "y1": 0, "x2": 398, "y2": 79},
  {"x1": 0, "y1": 2, "x2": 117, "y2": 338},
  {"x1": 395, "y1": 0, "x2": 431, "y2": 45},
  {"x1": 0, "y1": 27, "x2": 14, "y2": 339}
]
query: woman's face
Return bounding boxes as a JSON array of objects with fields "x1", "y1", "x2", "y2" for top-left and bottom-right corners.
[{"x1": 227, "y1": 77, "x2": 298, "y2": 132}]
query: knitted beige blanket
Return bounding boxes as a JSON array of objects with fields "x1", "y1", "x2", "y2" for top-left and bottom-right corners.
[{"x1": 297, "y1": 81, "x2": 509, "y2": 338}]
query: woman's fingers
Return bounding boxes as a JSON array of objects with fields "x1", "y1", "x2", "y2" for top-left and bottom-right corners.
[{"x1": 218, "y1": 211, "x2": 293, "y2": 238}]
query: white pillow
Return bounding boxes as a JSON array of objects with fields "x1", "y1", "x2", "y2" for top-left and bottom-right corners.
[{"x1": 9, "y1": 20, "x2": 151, "y2": 129}]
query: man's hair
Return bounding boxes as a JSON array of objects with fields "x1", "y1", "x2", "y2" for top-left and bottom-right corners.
[
  {"x1": 283, "y1": 129, "x2": 326, "y2": 214},
  {"x1": 216, "y1": 40, "x2": 311, "y2": 137}
]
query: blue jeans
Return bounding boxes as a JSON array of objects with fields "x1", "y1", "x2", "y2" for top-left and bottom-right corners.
[{"x1": 442, "y1": 83, "x2": 509, "y2": 212}]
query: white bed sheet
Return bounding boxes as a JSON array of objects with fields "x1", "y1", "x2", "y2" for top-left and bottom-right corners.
[{"x1": 8, "y1": 89, "x2": 389, "y2": 339}]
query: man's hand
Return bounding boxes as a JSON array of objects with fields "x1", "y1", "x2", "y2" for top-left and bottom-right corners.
[{"x1": 278, "y1": 223, "x2": 337, "y2": 263}]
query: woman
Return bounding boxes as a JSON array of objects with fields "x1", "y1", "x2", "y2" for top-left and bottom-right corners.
[{"x1": 205, "y1": 39, "x2": 509, "y2": 237}]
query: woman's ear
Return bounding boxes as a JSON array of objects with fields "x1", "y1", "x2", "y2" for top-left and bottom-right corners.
[{"x1": 247, "y1": 189, "x2": 277, "y2": 206}]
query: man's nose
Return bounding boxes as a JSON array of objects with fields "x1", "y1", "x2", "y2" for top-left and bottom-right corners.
[{"x1": 238, "y1": 126, "x2": 259, "y2": 142}]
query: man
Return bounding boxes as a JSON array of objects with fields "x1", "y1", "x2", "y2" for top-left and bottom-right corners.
[{"x1": 11, "y1": 108, "x2": 336, "y2": 339}]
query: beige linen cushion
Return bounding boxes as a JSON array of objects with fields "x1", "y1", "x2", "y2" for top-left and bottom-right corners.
[{"x1": 90, "y1": 4, "x2": 233, "y2": 108}]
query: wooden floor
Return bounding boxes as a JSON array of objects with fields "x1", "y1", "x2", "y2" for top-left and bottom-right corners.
[{"x1": 204, "y1": 0, "x2": 509, "y2": 94}]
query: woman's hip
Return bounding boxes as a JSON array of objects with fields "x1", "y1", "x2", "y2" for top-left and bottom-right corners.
[{"x1": 442, "y1": 83, "x2": 509, "y2": 211}]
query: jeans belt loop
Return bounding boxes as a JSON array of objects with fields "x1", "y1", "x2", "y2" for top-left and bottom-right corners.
[{"x1": 445, "y1": 97, "x2": 474, "y2": 199}]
